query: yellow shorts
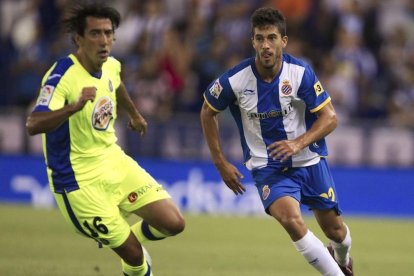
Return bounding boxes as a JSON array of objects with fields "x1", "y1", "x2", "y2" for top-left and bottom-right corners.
[{"x1": 54, "y1": 153, "x2": 171, "y2": 248}]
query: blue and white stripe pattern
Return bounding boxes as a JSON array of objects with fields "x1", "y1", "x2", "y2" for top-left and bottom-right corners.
[{"x1": 204, "y1": 53, "x2": 330, "y2": 170}]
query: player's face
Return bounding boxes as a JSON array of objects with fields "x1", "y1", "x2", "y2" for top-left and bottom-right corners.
[
  {"x1": 76, "y1": 16, "x2": 114, "y2": 72},
  {"x1": 252, "y1": 25, "x2": 287, "y2": 70}
]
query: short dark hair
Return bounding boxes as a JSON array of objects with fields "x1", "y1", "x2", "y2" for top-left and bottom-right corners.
[
  {"x1": 62, "y1": 1, "x2": 121, "y2": 37},
  {"x1": 251, "y1": 7, "x2": 286, "y2": 37}
]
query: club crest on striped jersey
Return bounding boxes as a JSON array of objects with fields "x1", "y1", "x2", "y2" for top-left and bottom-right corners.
[
  {"x1": 37, "y1": 85, "x2": 55, "y2": 106},
  {"x1": 92, "y1": 96, "x2": 114, "y2": 130},
  {"x1": 281, "y1": 80, "x2": 292, "y2": 95},
  {"x1": 209, "y1": 79, "x2": 223, "y2": 99},
  {"x1": 262, "y1": 185, "x2": 270, "y2": 200}
]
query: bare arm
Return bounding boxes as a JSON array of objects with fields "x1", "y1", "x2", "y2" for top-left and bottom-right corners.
[
  {"x1": 200, "y1": 101, "x2": 245, "y2": 195},
  {"x1": 268, "y1": 101, "x2": 337, "y2": 161},
  {"x1": 116, "y1": 81, "x2": 147, "y2": 136},
  {"x1": 26, "y1": 87, "x2": 96, "y2": 136}
]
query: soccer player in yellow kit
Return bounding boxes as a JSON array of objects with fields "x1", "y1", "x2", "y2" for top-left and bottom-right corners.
[{"x1": 26, "y1": 3, "x2": 185, "y2": 276}]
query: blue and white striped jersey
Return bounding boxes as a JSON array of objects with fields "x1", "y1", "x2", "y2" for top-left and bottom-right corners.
[{"x1": 203, "y1": 53, "x2": 331, "y2": 170}]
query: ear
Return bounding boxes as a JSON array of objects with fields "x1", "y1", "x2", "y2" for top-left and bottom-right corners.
[
  {"x1": 282, "y1": 35, "x2": 288, "y2": 49},
  {"x1": 74, "y1": 33, "x2": 82, "y2": 48}
]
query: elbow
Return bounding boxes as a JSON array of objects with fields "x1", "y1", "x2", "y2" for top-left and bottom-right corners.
[
  {"x1": 26, "y1": 116, "x2": 39, "y2": 136},
  {"x1": 26, "y1": 125, "x2": 37, "y2": 136},
  {"x1": 330, "y1": 113, "x2": 338, "y2": 131}
]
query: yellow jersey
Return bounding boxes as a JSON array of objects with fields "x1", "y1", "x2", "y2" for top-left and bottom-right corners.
[{"x1": 34, "y1": 54, "x2": 123, "y2": 193}]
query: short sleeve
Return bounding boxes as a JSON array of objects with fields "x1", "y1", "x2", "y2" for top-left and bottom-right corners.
[
  {"x1": 33, "y1": 57, "x2": 74, "y2": 112},
  {"x1": 297, "y1": 64, "x2": 330, "y2": 113},
  {"x1": 203, "y1": 72, "x2": 236, "y2": 112}
]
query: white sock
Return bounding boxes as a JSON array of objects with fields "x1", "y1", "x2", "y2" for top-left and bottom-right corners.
[
  {"x1": 294, "y1": 230, "x2": 344, "y2": 276},
  {"x1": 330, "y1": 224, "x2": 352, "y2": 266}
]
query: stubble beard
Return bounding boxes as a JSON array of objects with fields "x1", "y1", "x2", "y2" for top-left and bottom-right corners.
[{"x1": 260, "y1": 55, "x2": 276, "y2": 69}]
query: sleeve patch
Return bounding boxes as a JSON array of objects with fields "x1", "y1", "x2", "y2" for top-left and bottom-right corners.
[
  {"x1": 313, "y1": 81, "x2": 324, "y2": 96},
  {"x1": 209, "y1": 79, "x2": 223, "y2": 99},
  {"x1": 36, "y1": 85, "x2": 55, "y2": 106}
]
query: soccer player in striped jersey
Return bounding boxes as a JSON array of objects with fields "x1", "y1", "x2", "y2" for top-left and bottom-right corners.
[
  {"x1": 201, "y1": 7, "x2": 353, "y2": 276},
  {"x1": 26, "y1": 3, "x2": 184, "y2": 276}
]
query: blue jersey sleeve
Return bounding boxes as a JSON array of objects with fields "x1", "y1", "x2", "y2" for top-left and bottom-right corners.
[
  {"x1": 33, "y1": 57, "x2": 74, "y2": 112},
  {"x1": 297, "y1": 64, "x2": 330, "y2": 112},
  {"x1": 203, "y1": 72, "x2": 236, "y2": 112}
]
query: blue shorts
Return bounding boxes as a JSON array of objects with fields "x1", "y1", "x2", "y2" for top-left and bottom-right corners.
[{"x1": 252, "y1": 158, "x2": 342, "y2": 215}]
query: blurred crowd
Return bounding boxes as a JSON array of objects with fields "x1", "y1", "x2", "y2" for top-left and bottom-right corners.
[{"x1": 1, "y1": 0, "x2": 414, "y2": 127}]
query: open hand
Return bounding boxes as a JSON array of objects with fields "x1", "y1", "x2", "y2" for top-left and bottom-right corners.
[
  {"x1": 128, "y1": 115, "x2": 148, "y2": 136},
  {"x1": 217, "y1": 161, "x2": 246, "y2": 195}
]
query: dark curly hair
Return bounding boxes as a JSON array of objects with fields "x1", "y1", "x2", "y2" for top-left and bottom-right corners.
[
  {"x1": 62, "y1": 1, "x2": 121, "y2": 38},
  {"x1": 251, "y1": 7, "x2": 286, "y2": 37}
]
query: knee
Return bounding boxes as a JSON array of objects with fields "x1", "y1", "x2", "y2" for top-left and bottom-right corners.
[
  {"x1": 165, "y1": 214, "x2": 185, "y2": 236},
  {"x1": 277, "y1": 215, "x2": 307, "y2": 241},
  {"x1": 270, "y1": 204, "x2": 304, "y2": 228},
  {"x1": 278, "y1": 214, "x2": 305, "y2": 231},
  {"x1": 124, "y1": 249, "x2": 144, "y2": 267}
]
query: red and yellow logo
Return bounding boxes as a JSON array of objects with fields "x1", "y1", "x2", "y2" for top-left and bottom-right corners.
[
  {"x1": 37, "y1": 85, "x2": 55, "y2": 106},
  {"x1": 92, "y1": 96, "x2": 113, "y2": 130},
  {"x1": 128, "y1": 192, "x2": 138, "y2": 203}
]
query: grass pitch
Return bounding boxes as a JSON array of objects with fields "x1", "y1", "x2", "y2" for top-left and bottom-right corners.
[{"x1": 1, "y1": 204, "x2": 413, "y2": 276}]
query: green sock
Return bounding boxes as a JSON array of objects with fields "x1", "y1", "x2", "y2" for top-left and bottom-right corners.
[
  {"x1": 121, "y1": 255, "x2": 153, "y2": 276},
  {"x1": 131, "y1": 221, "x2": 167, "y2": 243}
]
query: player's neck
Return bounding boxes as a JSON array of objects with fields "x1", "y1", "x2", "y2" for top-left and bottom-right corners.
[
  {"x1": 74, "y1": 52, "x2": 102, "y2": 75},
  {"x1": 255, "y1": 60, "x2": 282, "y2": 83}
]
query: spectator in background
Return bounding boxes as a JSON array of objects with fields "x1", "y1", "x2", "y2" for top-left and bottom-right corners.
[
  {"x1": 331, "y1": 26, "x2": 378, "y2": 120},
  {"x1": 214, "y1": 0, "x2": 257, "y2": 57},
  {"x1": 384, "y1": 26, "x2": 414, "y2": 128},
  {"x1": 141, "y1": 0, "x2": 171, "y2": 53},
  {"x1": 7, "y1": 1, "x2": 50, "y2": 106},
  {"x1": 194, "y1": 34, "x2": 229, "y2": 102},
  {"x1": 37, "y1": 0, "x2": 65, "y2": 43},
  {"x1": 265, "y1": 0, "x2": 311, "y2": 38},
  {"x1": 158, "y1": 21, "x2": 195, "y2": 112},
  {"x1": 132, "y1": 53, "x2": 173, "y2": 121},
  {"x1": 0, "y1": 20, "x2": 16, "y2": 105},
  {"x1": 110, "y1": 1, "x2": 145, "y2": 59},
  {"x1": 2, "y1": 0, "x2": 414, "y2": 160},
  {"x1": 1, "y1": 0, "x2": 67, "y2": 106},
  {"x1": 302, "y1": 0, "x2": 339, "y2": 59},
  {"x1": 389, "y1": 70, "x2": 414, "y2": 129}
]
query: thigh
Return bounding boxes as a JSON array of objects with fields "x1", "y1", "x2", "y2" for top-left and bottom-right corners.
[
  {"x1": 54, "y1": 183, "x2": 131, "y2": 249},
  {"x1": 253, "y1": 166, "x2": 302, "y2": 214},
  {"x1": 301, "y1": 158, "x2": 342, "y2": 214},
  {"x1": 268, "y1": 195, "x2": 302, "y2": 221},
  {"x1": 117, "y1": 156, "x2": 172, "y2": 214}
]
